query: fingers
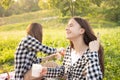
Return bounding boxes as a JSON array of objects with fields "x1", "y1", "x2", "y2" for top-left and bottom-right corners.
[
  {"x1": 60, "y1": 50, "x2": 66, "y2": 56},
  {"x1": 57, "y1": 47, "x2": 66, "y2": 56},
  {"x1": 56, "y1": 53, "x2": 61, "y2": 60},
  {"x1": 89, "y1": 32, "x2": 100, "y2": 52},
  {"x1": 41, "y1": 67, "x2": 47, "y2": 76},
  {"x1": 97, "y1": 32, "x2": 100, "y2": 43},
  {"x1": 89, "y1": 40, "x2": 99, "y2": 52},
  {"x1": 57, "y1": 48, "x2": 64, "y2": 53}
]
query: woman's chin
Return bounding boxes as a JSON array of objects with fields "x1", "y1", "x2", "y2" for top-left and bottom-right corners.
[
  {"x1": 66, "y1": 37, "x2": 69, "y2": 39},
  {"x1": 66, "y1": 36, "x2": 71, "y2": 40}
]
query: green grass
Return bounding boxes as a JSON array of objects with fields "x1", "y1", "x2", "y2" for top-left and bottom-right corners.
[
  {"x1": 0, "y1": 10, "x2": 120, "y2": 79},
  {"x1": 0, "y1": 9, "x2": 59, "y2": 26},
  {"x1": 0, "y1": 27, "x2": 120, "y2": 80}
]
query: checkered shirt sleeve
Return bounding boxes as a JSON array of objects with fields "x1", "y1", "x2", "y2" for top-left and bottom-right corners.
[
  {"x1": 23, "y1": 35, "x2": 57, "y2": 54},
  {"x1": 45, "y1": 66, "x2": 65, "y2": 78},
  {"x1": 86, "y1": 51, "x2": 103, "y2": 80}
]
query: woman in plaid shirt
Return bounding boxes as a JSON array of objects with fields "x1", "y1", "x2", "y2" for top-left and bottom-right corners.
[
  {"x1": 41, "y1": 17, "x2": 104, "y2": 80},
  {"x1": 14, "y1": 23, "x2": 60, "y2": 80}
]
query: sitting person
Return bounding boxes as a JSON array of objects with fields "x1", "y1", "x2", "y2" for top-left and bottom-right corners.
[
  {"x1": 41, "y1": 17, "x2": 104, "y2": 80},
  {"x1": 14, "y1": 23, "x2": 63, "y2": 80}
]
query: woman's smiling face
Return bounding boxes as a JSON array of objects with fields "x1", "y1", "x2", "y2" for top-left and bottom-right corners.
[{"x1": 66, "y1": 19, "x2": 84, "y2": 40}]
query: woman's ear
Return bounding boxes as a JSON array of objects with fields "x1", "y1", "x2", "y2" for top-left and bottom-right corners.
[{"x1": 80, "y1": 28, "x2": 85, "y2": 34}]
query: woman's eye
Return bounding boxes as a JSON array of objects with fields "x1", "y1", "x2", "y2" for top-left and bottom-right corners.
[{"x1": 70, "y1": 24, "x2": 73, "y2": 27}]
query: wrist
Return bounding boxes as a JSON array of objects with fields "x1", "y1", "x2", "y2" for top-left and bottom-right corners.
[{"x1": 90, "y1": 50, "x2": 98, "y2": 53}]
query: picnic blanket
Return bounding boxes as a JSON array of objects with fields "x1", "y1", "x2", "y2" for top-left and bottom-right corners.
[{"x1": 0, "y1": 71, "x2": 14, "y2": 80}]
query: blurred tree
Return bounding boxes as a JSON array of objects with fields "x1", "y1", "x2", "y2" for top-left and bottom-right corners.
[
  {"x1": 0, "y1": 0, "x2": 14, "y2": 9},
  {"x1": 38, "y1": 0, "x2": 49, "y2": 9},
  {"x1": 39, "y1": 0, "x2": 82, "y2": 16},
  {"x1": 17, "y1": 0, "x2": 40, "y2": 12},
  {"x1": 103, "y1": 0, "x2": 120, "y2": 22},
  {"x1": 0, "y1": 0, "x2": 40, "y2": 17},
  {"x1": 0, "y1": 0, "x2": 14, "y2": 17},
  {"x1": 1, "y1": 0, "x2": 120, "y2": 22},
  {"x1": 38, "y1": 0, "x2": 103, "y2": 17},
  {"x1": 0, "y1": 6, "x2": 5, "y2": 17},
  {"x1": 90, "y1": 0, "x2": 103, "y2": 7}
]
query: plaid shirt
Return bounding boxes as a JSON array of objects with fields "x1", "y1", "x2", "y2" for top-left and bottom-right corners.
[
  {"x1": 46, "y1": 47, "x2": 103, "y2": 80},
  {"x1": 14, "y1": 35, "x2": 57, "y2": 80}
]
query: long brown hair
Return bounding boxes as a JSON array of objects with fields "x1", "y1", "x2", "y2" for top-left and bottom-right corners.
[
  {"x1": 26, "y1": 23, "x2": 43, "y2": 43},
  {"x1": 70, "y1": 17, "x2": 104, "y2": 76}
]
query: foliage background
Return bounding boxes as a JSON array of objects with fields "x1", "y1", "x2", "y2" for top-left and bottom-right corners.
[{"x1": 0, "y1": 0, "x2": 120, "y2": 79}]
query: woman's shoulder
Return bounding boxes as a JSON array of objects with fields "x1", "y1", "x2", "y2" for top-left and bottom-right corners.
[
  {"x1": 22, "y1": 35, "x2": 38, "y2": 42},
  {"x1": 19, "y1": 35, "x2": 36, "y2": 45},
  {"x1": 85, "y1": 49, "x2": 99, "y2": 60},
  {"x1": 24, "y1": 35, "x2": 34, "y2": 40}
]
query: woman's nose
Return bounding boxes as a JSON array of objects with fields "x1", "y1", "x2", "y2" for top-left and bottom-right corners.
[{"x1": 65, "y1": 26, "x2": 69, "y2": 31}]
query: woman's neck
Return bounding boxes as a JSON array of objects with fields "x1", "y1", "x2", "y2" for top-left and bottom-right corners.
[{"x1": 71, "y1": 37, "x2": 88, "y2": 54}]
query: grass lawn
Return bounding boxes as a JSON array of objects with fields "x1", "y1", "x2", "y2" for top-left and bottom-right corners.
[{"x1": 0, "y1": 10, "x2": 120, "y2": 79}]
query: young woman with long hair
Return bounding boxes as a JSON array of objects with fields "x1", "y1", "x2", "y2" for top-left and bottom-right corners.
[
  {"x1": 14, "y1": 23, "x2": 61, "y2": 80},
  {"x1": 41, "y1": 17, "x2": 104, "y2": 80}
]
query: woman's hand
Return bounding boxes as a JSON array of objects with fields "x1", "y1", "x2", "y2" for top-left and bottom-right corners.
[
  {"x1": 89, "y1": 33, "x2": 100, "y2": 52},
  {"x1": 56, "y1": 48, "x2": 66, "y2": 60},
  {"x1": 57, "y1": 47, "x2": 66, "y2": 56},
  {"x1": 40, "y1": 67, "x2": 47, "y2": 77}
]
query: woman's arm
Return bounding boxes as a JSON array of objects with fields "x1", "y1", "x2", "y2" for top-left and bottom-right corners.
[
  {"x1": 86, "y1": 51, "x2": 103, "y2": 80},
  {"x1": 41, "y1": 66, "x2": 65, "y2": 78},
  {"x1": 23, "y1": 36, "x2": 57, "y2": 54},
  {"x1": 41, "y1": 54, "x2": 57, "y2": 62}
]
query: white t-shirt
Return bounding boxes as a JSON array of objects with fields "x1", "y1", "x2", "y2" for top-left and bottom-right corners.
[{"x1": 71, "y1": 49, "x2": 81, "y2": 65}]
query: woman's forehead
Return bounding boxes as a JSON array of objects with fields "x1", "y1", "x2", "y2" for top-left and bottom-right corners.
[
  {"x1": 68, "y1": 19, "x2": 80, "y2": 27},
  {"x1": 68, "y1": 19, "x2": 76, "y2": 24}
]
